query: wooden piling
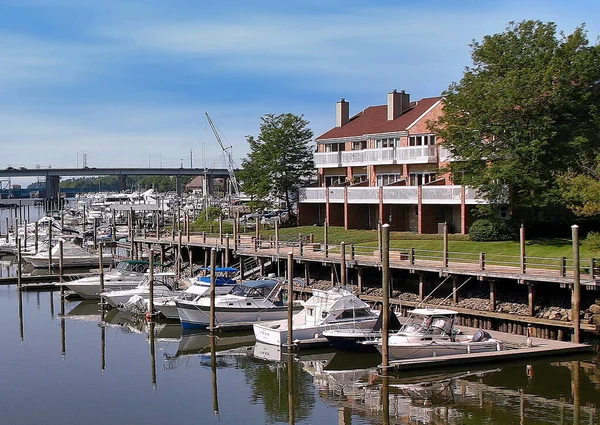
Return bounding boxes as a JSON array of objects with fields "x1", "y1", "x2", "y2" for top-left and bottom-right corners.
[
  {"x1": 381, "y1": 224, "x2": 390, "y2": 369},
  {"x1": 148, "y1": 249, "x2": 154, "y2": 316},
  {"x1": 209, "y1": 248, "x2": 217, "y2": 331},
  {"x1": 287, "y1": 252, "x2": 294, "y2": 348},
  {"x1": 571, "y1": 225, "x2": 581, "y2": 343},
  {"x1": 58, "y1": 240, "x2": 64, "y2": 280}
]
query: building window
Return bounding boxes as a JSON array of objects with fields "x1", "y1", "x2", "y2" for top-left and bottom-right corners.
[
  {"x1": 351, "y1": 140, "x2": 367, "y2": 150},
  {"x1": 325, "y1": 175, "x2": 346, "y2": 187},
  {"x1": 324, "y1": 142, "x2": 345, "y2": 152},
  {"x1": 409, "y1": 134, "x2": 436, "y2": 146},
  {"x1": 409, "y1": 172, "x2": 436, "y2": 186},
  {"x1": 352, "y1": 174, "x2": 368, "y2": 183},
  {"x1": 376, "y1": 173, "x2": 402, "y2": 186},
  {"x1": 376, "y1": 138, "x2": 399, "y2": 148}
]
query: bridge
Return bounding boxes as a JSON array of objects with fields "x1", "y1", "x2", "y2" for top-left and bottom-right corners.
[{"x1": 0, "y1": 167, "x2": 234, "y2": 199}]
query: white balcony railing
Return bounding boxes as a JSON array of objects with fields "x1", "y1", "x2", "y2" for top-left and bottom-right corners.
[
  {"x1": 396, "y1": 145, "x2": 437, "y2": 164},
  {"x1": 314, "y1": 145, "x2": 438, "y2": 168},
  {"x1": 313, "y1": 151, "x2": 341, "y2": 168},
  {"x1": 299, "y1": 185, "x2": 488, "y2": 204}
]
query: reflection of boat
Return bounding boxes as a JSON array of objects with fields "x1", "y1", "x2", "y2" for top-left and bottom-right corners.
[
  {"x1": 176, "y1": 279, "x2": 299, "y2": 330},
  {"x1": 22, "y1": 240, "x2": 113, "y2": 268},
  {"x1": 175, "y1": 331, "x2": 256, "y2": 357},
  {"x1": 322, "y1": 309, "x2": 403, "y2": 352},
  {"x1": 374, "y1": 308, "x2": 503, "y2": 360},
  {"x1": 64, "y1": 300, "x2": 102, "y2": 322},
  {"x1": 253, "y1": 286, "x2": 380, "y2": 347},
  {"x1": 152, "y1": 267, "x2": 238, "y2": 320},
  {"x1": 100, "y1": 272, "x2": 184, "y2": 308},
  {"x1": 64, "y1": 260, "x2": 149, "y2": 299}
]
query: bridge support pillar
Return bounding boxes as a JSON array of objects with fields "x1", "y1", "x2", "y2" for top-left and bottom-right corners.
[
  {"x1": 45, "y1": 175, "x2": 60, "y2": 201},
  {"x1": 176, "y1": 176, "x2": 182, "y2": 197},
  {"x1": 119, "y1": 175, "x2": 127, "y2": 191}
]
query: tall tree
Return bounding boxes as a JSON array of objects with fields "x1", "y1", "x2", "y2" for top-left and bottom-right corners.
[
  {"x1": 431, "y1": 20, "x2": 600, "y2": 213},
  {"x1": 240, "y1": 113, "x2": 314, "y2": 217}
]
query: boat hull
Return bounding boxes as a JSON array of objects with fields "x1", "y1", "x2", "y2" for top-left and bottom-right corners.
[
  {"x1": 177, "y1": 304, "x2": 299, "y2": 330},
  {"x1": 377, "y1": 339, "x2": 503, "y2": 361}
]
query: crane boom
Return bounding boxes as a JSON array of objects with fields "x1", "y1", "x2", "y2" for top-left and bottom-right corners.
[{"x1": 205, "y1": 112, "x2": 240, "y2": 196}]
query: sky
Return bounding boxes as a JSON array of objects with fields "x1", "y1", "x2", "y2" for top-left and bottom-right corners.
[{"x1": 1, "y1": 0, "x2": 599, "y2": 187}]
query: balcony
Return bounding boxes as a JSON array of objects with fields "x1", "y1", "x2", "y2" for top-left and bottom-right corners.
[
  {"x1": 314, "y1": 145, "x2": 438, "y2": 168},
  {"x1": 298, "y1": 185, "x2": 488, "y2": 205}
]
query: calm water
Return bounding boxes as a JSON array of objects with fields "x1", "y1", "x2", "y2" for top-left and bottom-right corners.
[{"x1": 0, "y1": 287, "x2": 598, "y2": 425}]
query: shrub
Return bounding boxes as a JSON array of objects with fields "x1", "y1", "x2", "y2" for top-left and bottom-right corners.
[
  {"x1": 582, "y1": 231, "x2": 600, "y2": 252},
  {"x1": 469, "y1": 219, "x2": 518, "y2": 241}
]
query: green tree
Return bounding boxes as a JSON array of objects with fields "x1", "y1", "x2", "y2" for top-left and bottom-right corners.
[
  {"x1": 557, "y1": 156, "x2": 600, "y2": 216},
  {"x1": 431, "y1": 20, "x2": 600, "y2": 213},
  {"x1": 240, "y1": 113, "x2": 315, "y2": 217}
]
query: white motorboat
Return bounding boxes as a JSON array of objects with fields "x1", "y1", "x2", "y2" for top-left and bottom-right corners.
[
  {"x1": 253, "y1": 286, "x2": 380, "y2": 347},
  {"x1": 372, "y1": 308, "x2": 503, "y2": 360},
  {"x1": 64, "y1": 259, "x2": 150, "y2": 299},
  {"x1": 152, "y1": 267, "x2": 239, "y2": 320},
  {"x1": 100, "y1": 272, "x2": 184, "y2": 308},
  {"x1": 176, "y1": 278, "x2": 300, "y2": 330},
  {"x1": 22, "y1": 240, "x2": 113, "y2": 269},
  {"x1": 322, "y1": 309, "x2": 403, "y2": 352}
]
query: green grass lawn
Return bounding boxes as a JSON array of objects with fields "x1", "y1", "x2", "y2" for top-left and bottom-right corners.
[{"x1": 259, "y1": 226, "x2": 596, "y2": 265}]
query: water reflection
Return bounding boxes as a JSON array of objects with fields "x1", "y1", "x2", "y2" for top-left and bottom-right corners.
[{"x1": 5, "y1": 289, "x2": 599, "y2": 425}]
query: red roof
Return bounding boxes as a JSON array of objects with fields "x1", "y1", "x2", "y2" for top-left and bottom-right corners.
[{"x1": 316, "y1": 96, "x2": 441, "y2": 140}]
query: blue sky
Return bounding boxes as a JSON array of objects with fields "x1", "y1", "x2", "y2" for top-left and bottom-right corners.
[{"x1": 1, "y1": 0, "x2": 599, "y2": 186}]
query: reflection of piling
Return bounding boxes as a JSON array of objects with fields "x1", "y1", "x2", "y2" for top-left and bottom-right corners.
[
  {"x1": 572, "y1": 360, "x2": 580, "y2": 425},
  {"x1": 101, "y1": 313, "x2": 106, "y2": 373},
  {"x1": 209, "y1": 248, "x2": 217, "y2": 331},
  {"x1": 149, "y1": 321, "x2": 157, "y2": 389},
  {"x1": 147, "y1": 250, "x2": 154, "y2": 317},
  {"x1": 210, "y1": 334, "x2": 219, "y2": 416},
  {"x1": 58, "y1": 240, "x2": 64, "y2": 282},
  {"x1": 17, "y1": 238, "x2": 22, "y2": 289},
  {"x1": 18, "y1": 287, "x2": 24, "y2": 341},
  {"x1": 287, "y1": 252, "x2": 294, "y2": 349},
  {"x1": 287, "y1": 352, "x2": 295, "y2": 425},
  {"x1": 381, "y1": 224, "x2": 390, "y2": 369}
]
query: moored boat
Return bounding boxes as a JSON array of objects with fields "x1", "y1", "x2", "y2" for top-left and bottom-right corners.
[{"x1": 253, "y1": 286, "x2": 380, "y2": 347}]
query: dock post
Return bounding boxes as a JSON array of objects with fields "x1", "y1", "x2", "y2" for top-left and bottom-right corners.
[
  {"x1": 571, "y1": 225, "x2": 581, "y2": 343},
  {"x1": 93, "y1": 223, "x2": 97, "y2": 249},
  {"x1": 275, "y1": 219, "x2": 279, "y2": 254},
  {"x1": 99, "y1": 243, "x2": 104, "y2": 304},
  {"x1": 188, "y1": 247, "x2": 194, "y2": 277},
  {"x1": 410, "y1": 247, "x2": 415, "y2": 265},
  {"x1": 209, "y1": 248, "x2": 217, "y2": 331},
  {"x1": 239, "y1": 255, "x2": 245, "y2": 280},
  {"x1": 479, "y1": 252, "x2": 485, "y2": 271},
  {"x1": 259, "y1": 258, "x2": 264, "y2": 276},
  {"x1": 589, "y1": 258, "x2": 596, "y2": 279},
  {"x1": 381, "y1": 223, "x2": 390, "y2": 369},
  {"x1": 233, "y1": 214, "x2": 238, "y2": 251},
  {"x1": 528, "y1": 283, "x2": 535, "y2": 316},
  {"x1": 418, "y1": 273, "x2": 425, "y2": 302},
  {"x1": 177, "y1": 230, "x2": 182, "y2": 279},
  {"x1": 350, "y1": 243, "x2": 355, "y2": 260},
  {"x1": 82, "y1": 204, "x2": 87, "y2": 232},
  {"x1": 17, "y1": 238, "x2": 22, "y2": 290},
  {"x1": 58, "y1": 240, "x2": 64, "y2": 281},
  {"x1": 48, "y1": 223, "x2": 53, "y2": 271},
  {"x1": 34, "y1": 222, "x2": 38, "y2": 254},
  {"x1": 287, "y1": 252, "x2": 294, "y2": 348},
  {"x1": 5, "y1": 217, "x2": 8, "y2": 242},
  {"x1": 489, "y1": 280, "x2": 496, "y2": 311},
  {"x1": 442, "y1": 222, "x2": 448, "y2": 267},
  {"x1": 160, "y1": 244, "x2": 165, "y2": 266},
  {"x1": 225, "y1": 235, "x2": 230, "y2": 267},
  {"x1": 340, "y1": 242, "x2": 347, "y2": 287},
  {"x1": 219, "y1": 215, "x2": 223, "y2": 245},
  {"x1": 186, "y1": 213, "x2": 190, "y2": 243},
  {"x1": 304, "y1": 262, "x2": 310, "y2": 287},
  {"x1": 453, "y1": 276, "x2": 460, "y2": 303},
  {"x1": 323, "y1": 222, "x2": 328, "y2": 258},
  {"x1": 23, "y1": 220, "x2": 27, "y2": 250},
  {"x1": 520, "y1": 224, "x2": 526, "y2": 273},
  {"x1": 255, "y1": 217, "x2": 260, "y2": 250},
  {"x1": 357, "y1": 266, "x2": 363, "y2": 293}
]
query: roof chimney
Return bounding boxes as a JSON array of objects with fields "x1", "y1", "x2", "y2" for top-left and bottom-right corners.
[
  {"x1": 387, "y1": 90, "x2": 410, "y2": 121},
  {"x1": 336, "y1": 98, "x2": 349, "y2": 127}
]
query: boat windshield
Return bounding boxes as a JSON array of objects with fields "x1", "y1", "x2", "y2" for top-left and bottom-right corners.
[{"x1": 400, "y1": 314, "x2": 454, "y2": 335}]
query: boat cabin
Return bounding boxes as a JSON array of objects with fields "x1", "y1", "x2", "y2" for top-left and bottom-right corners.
[{"x1": 399, "y1": 308, "x2": 457, "y2": 336}]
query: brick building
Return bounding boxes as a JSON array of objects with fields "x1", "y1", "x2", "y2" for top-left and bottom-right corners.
[{"x1": 297, "y1": 90, "x2": 486, "y2": 234}]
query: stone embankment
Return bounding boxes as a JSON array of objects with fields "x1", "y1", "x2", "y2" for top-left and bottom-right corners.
[{"x1": 309, "y1": 280, "x2": 600, "y2": 328}]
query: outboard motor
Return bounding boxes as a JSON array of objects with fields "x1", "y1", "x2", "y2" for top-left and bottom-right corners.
[{"x1": 472, "y1": 329, "x2": 492, "y2": 342}]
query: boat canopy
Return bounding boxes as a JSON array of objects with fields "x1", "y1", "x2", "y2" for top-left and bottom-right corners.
[
  {"x1": 409, "y1": 308, "x2": 458, "y2": 316},
  {"x1": 241, "y1": 279, "x2": 279, "y2": 289}
]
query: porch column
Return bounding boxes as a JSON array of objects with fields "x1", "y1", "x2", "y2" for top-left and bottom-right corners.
[
  {"x1": 417, "y1": 185, "x2": 423, "y2": 234},
  {"x1": 344, "y1": 186, "x2": 349, "y2": 230},
  {"x1": 460, "y1": 185, "x2": 467, "y2": 234}
]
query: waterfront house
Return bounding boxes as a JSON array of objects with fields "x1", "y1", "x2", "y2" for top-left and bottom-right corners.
[{"x1": 297, "y1": 90, "x2": 487, "y2": 234}]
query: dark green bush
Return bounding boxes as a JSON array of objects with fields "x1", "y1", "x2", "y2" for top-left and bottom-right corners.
[
  {"x1": 469, "y1": 219, "x2": 518, "y2": 241},
  {"x1": 582, "y1": 231, "x2": 600, "y2": 251}
]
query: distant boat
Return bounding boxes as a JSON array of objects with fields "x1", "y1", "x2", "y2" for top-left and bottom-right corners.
[
  {"x1": 100, "y1": 272, "x2": 184, "y2": 309},
  {"x1": 22, "y1": 240, "x2": 113, "y2": 269},
  {"x1": 253, "y1": 286, "x2": 380, "y2": 347},
  {"x1": 64, "y1": 259, "x2": 150, "y2": 299}
]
